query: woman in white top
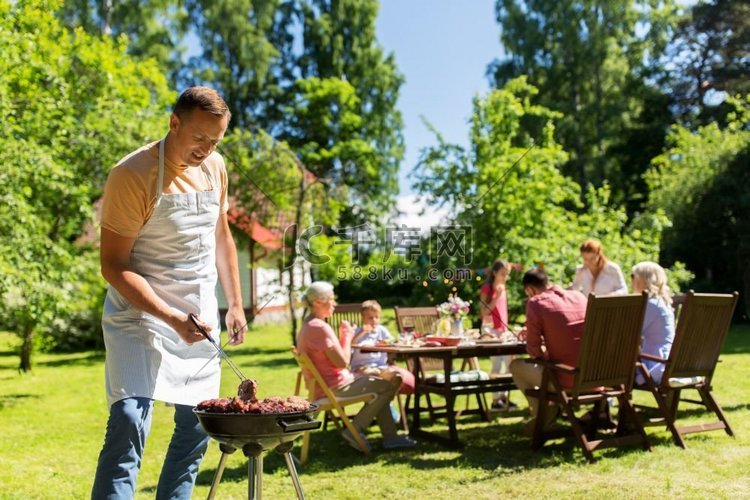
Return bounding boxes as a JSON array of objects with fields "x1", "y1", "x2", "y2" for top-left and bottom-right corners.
[{"x1": 570, "y1": 239, "x2": 628, "y2": 296}]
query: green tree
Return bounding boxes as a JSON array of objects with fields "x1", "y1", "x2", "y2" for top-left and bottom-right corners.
[
  {"x1": 186, "y1": 0, "x2": 403, "y2": 226},
  {"x1": 58, "y1": 0, "x2": 189, "y2": 78},
  {"x1": 413, "y1": 77, "x2": 670, "y2": 318},
  {"x1": 0, "y1": 0, "x2": 173, "y2": 370},
  {"x1": 283, "y1": 77, "x2": 373, "y2": 216},
  {"x1": 646, "y1": 95, "x2": 750, "y2": 316},
  {"x1": 666, "y1": 0, "x2": 750, "y2": 126},
  {"x1": 489, "y1": 0, "x2": 679, "y2": 212},
  {"x1": 295, "y1": 0, "x2": 404, "y2": 224},
  {"x1": 185, "y1": 0, "x2": 294, "y2": 130}
]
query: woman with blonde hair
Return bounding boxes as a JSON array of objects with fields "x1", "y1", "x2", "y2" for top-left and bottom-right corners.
[
  {"x1": 570, "y1": 239, "x2": 628, "y2": 296},
  {"x1": 631, "y1": 261, "x2": 675, "y2": 385}
]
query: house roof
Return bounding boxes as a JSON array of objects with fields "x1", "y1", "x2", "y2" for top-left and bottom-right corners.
[{"x1": 226, "y1": 155, "x2": 317, "y2": 252}]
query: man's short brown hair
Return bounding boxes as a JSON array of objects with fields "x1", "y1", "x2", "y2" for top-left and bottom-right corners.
[
  {"x1": 173, "y1": 86, "x2": 231, "y2": 120},
  {"x1": 361, "y1": 300, "x2": 382, "y2": 313},
  {"x1": 522, "y1": 268, "x2": 548, "y2": 289}
]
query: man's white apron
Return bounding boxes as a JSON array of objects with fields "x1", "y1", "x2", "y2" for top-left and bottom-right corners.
[{"x1": 102, "y1": 139, "x2": 221, "y2": 407}]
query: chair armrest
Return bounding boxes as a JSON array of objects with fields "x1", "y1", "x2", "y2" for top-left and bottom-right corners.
[
  {"x1": 549, "y1": 363, "x2": 577, "y2": 374},
  {"x1": 527, "y1": 358, "x2": 577, "y2": 374},
  {"x1": 639, "y1": 352, "x2": 667, "y2": 364}
]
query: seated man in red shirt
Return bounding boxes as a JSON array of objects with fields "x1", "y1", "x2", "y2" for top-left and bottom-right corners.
[{"x1": 510, "y1": 268, "x2": 588, "y2": 432}]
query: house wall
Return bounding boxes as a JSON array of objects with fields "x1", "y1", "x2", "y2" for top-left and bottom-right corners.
[{"x1": 215, "y1": 248, "x2": 310, "y2": 325}]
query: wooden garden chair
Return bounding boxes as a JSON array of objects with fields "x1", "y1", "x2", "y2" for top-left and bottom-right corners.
[
  {"x1": 394, "y1": 306, "x2": 489, "y2": 421},
  {"x1": 327, "y1": 302, "x2": 364, "y2": 333},
  {"x1": 528, "y1": 292, "x2": 650, "y2": 463},
  {"x1": 671, "y1": 293, "x2": 687, "y2": 322},
  {"x1": 291, "y1": 347, "x2": 375, "y2": 463},
  {"x1": 634, "y1": 291, "x2": 739, "y2": 448}
]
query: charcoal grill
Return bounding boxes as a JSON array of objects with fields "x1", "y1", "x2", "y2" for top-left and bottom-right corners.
[{"x1": 194, "y1": 404, "x2": 321, "y2": 500}]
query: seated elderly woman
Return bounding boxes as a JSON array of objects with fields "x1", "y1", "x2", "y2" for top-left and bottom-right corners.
[
  {"x1": 630, "y1": 261, "x2": 675, "y2": 385},
  {"x1": 296, "y1": 281, "x2": 416, "y2": 451}
]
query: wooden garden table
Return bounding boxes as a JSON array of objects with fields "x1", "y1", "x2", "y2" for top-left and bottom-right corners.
[{"x1": 356, "y1": 341, "x2": 527, "y2": 447}]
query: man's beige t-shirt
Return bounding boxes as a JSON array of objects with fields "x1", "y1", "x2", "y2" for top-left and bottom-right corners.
[{"x1": 101, "y1": 141, "x2": 229, "y2": 238}]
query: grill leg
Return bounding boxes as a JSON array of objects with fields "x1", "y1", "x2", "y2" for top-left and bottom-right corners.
[
  {"x1": 247, "y1": 454, "x2": 263, "y2": 500},
  {"x1": 283, "y1": 452, "x2": 306, "y2": 500},
  {"x1": 208, "y1": 444, "x2": 236, "y2": 500},
  {"x1": 243, "y1": 443, "x2": 265, "y2": 500}
]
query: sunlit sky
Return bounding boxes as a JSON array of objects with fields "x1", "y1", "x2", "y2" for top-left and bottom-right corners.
[{"x1": 376, "y1": 0, "x2": 502, "y2": 197}]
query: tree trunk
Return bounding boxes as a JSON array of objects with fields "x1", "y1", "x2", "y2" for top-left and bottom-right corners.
[
  {"x1": 19, "y1": 321, "x2": 34, "y2": 372},
  {"x1": 288, "y1": 174, "x2": 307, "y2": 345},
  {"x1": 288, "y1": 264, "x2": 298, "y2": 346},
  {"x1": 100, "y1": 0, "x2": 113, "y2": 35}
]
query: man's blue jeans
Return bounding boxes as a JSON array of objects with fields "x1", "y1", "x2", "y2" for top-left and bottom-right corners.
[{"x1": 91, "y1": 397, "x2": 210, "y2": 500}]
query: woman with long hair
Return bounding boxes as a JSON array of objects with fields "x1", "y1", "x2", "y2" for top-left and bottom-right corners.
[
  {"x1": 570, "y1": 239, "x2": 628, "y2": 296},
  {"x1": 631, "y1": 261, "x2": 675, "y2": 385},
  {"x1": 296, "y1": 281, "x2": 416, "y2": 451}
]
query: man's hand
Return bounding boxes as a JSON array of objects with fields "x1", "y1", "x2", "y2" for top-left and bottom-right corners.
[
  {"x1": 516, "y1": 326, "x2": 528, "y2": 342},
  {"x1": 225, "y1": 305, "x2": 248, "y2": 345},
  {"x1": 171, "y1": 313, "x2": 210, "y2": 345},
  {"x1": 215, "y1": 212, "x2": 246, "y2": 345}
]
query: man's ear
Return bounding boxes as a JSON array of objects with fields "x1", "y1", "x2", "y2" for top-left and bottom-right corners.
[{"x1": 169, "y1": 113, "x2": 180, "y2": 133}]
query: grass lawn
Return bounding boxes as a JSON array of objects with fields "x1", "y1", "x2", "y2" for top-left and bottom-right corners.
[{"x1": 1, "y1": 315, "x2": 750, "y2": 499}]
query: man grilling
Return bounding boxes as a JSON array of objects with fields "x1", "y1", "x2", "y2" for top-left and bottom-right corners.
[{"x1": 91, "y1": 86, "x2": 247, "y2": 499}]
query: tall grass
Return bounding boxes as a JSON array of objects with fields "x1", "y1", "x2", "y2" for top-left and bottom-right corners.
[{"x1": 1, "y1": 320, "x2": 749, "y2": 499}]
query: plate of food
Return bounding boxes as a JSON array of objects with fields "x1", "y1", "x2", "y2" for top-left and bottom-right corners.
[
  {"x1": 474, "y1": 337, "x2": 503, "y2": 344},
  {"x1": 423, "y1": 335, "x2": 462, "y2": 346}
]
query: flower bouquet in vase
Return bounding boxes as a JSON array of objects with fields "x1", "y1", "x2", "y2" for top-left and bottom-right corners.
[{"x1": 437, "y1": 294, "x2": 471, "y2": 337}]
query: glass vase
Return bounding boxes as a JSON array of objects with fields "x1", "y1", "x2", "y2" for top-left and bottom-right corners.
[{"x1": 451, "y1": 318, "x2": 464, "y2": 337}]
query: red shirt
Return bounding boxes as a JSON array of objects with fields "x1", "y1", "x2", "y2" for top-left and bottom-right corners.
[
  {"x1": 480, "y1": 282, "x2": 509, "y2": 330},
  {"x1": 525, "y1": 285, "x2": 587, "y2": 387},
  {"x1": 296, "y1": 318, "x2": 354, "y2": 400}
]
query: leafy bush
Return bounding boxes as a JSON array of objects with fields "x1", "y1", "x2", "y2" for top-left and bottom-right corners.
[
  {"x1": 646, "y1": 95, "x2": 750, "y2": 317},
  {"x1": 0, "y1": 0, "x2": 173, "y2": 368}
]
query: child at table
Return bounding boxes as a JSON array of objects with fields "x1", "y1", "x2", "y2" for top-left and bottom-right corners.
[
  {"x1": 351, "y1": 300, "x2": 415, "y2": 396},
  {"x1": 479, "y1": 259, "x2": 518, "y2": 411}
]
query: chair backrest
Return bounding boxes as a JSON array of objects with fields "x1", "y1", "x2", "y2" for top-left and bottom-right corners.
[
  {"x1": 394, "y1": 306, "x2": 439, "y2": 334},
  {"x1": 571, "y1": 293, "x2": 648, "y2": 397},
  {"x1": 291, "y1": 346, "x2": 337, "y2": 403},
  {"x1": 671, "y1": 293, "x2": 687, "y2": 322},
  {"x1": 662, "y1": 291, "x2": 739, "y2": 383},
  {"x1": 395, "y1": 306, "x2": 455, "y2": 373},
  {"x1": 327, "y1": 303, "x2": 363, "y2": 334}
]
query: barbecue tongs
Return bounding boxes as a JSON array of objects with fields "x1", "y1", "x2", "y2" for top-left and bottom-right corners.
[{"x1": 188, "y1": 313, "x2": 246, "y2": 381}]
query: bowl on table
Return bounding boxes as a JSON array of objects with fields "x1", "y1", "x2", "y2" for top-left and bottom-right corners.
[{"x1": 424, "y1": 335, "x2": 462, "y2": 346}]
